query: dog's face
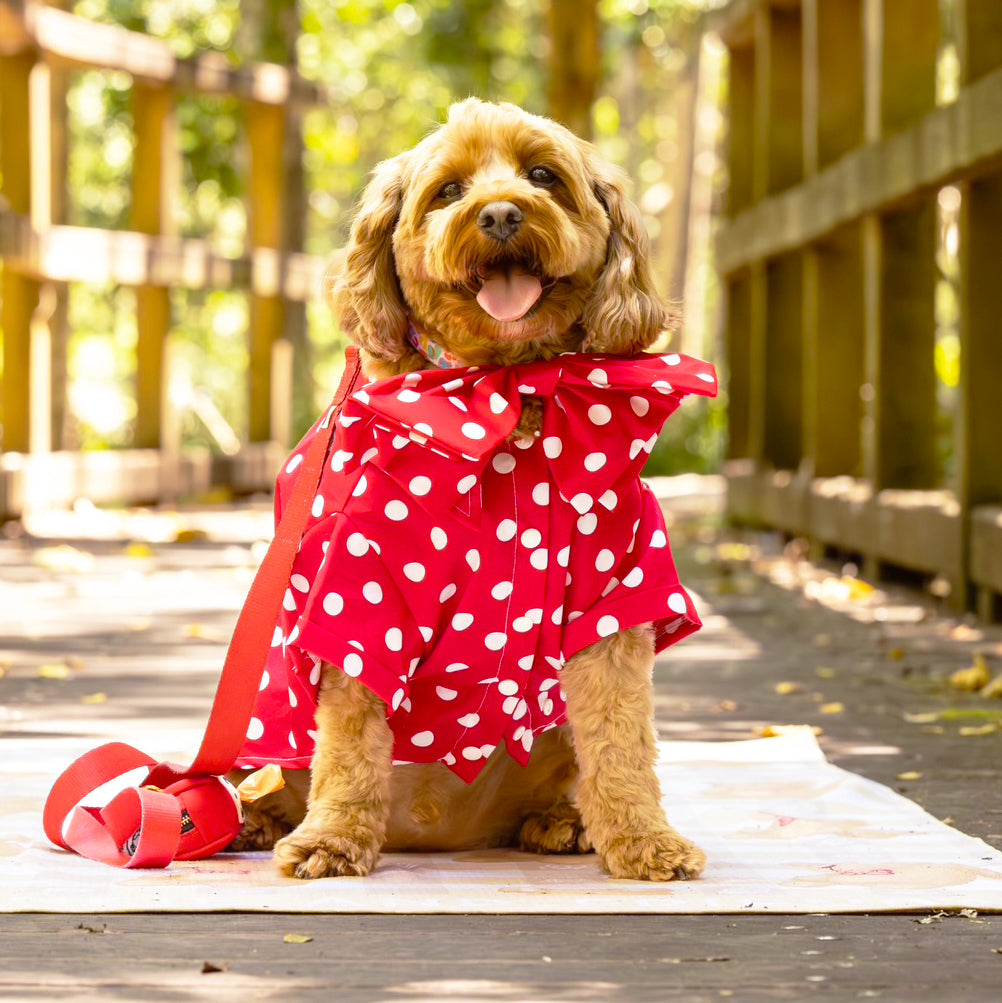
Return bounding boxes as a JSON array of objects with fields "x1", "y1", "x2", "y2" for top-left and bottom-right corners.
[{"x1": 331, "y1": 99, "x2": 673, "y2": 371}]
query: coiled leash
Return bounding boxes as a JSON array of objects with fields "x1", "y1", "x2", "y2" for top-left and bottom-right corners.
[{"x1": 42, "y1": 348, "x2": 363, "y2": 868}]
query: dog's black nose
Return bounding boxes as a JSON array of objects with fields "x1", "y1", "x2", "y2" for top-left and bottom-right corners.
[{"x1": 477, "y1": 201, "x2": 524, "y2": 242}]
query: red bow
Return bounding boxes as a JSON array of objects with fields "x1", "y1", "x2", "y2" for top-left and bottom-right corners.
[{"x1": 333, "y1": 352, "x2": 717, "y2": 518}]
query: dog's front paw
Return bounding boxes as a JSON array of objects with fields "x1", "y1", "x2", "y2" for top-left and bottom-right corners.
[
  {"x1": 601, "y1": 830, "x2": 706, "y2": 882},
  {"x1": 520, "y1": 803, "x2": 592, "y2": 855},
  {"x1": 274, "y1": 826, "x2": 381, "y2": 879}
]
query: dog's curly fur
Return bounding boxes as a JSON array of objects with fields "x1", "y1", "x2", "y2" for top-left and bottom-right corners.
[{"x1": 230, "y1": 99, "x2": 705, "y2": 882}]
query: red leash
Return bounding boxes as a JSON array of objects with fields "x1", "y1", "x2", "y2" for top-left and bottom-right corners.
[{"x1": 43, "y1": 348, "x2": 363, "y2": 867}]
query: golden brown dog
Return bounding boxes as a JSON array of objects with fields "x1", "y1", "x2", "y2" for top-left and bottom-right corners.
[{"x1": 231, "y1": 99, "x2": 706, "y2": 882}]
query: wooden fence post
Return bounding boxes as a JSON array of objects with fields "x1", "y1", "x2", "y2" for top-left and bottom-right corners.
[
  {"x1": 131, "y1": 82, "x2": 174, "y2": 451},
  {"x1": 957, "y1": 0, "x2": 1002, "y2": 617}
]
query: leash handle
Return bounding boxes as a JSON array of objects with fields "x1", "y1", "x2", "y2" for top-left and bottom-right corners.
[{"x1": 43, "y1": 347, "x2": 364, "y2": 865}]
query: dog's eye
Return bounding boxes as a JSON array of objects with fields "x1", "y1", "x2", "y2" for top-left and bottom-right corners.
[
  {"x1": 528, "y1": 166, "x2": 558, "y2": 187},
  {"x1": 438, "y1": 182, "x2": 463, "y2": 201}
]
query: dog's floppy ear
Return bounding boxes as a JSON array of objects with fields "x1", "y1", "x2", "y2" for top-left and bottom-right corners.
[
  {"x1": 328, "y1": 152, "x2": 410, "y2": 361},
  {"x1": 578, "y1": 149, "x2": 676, "y2": 354}
]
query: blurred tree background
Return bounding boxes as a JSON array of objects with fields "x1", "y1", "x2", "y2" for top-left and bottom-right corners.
[{"x1": 25, "y1": 0, "x2": 727, "y2": 474}]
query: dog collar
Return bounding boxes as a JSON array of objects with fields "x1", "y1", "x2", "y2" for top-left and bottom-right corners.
[{"x1": 407, "y1": 323, "x2": 466, "y2": 370}]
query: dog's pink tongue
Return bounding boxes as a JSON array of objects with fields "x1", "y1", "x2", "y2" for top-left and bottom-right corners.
[{"x1": 476, "y1": 266, "x2": 543, "y2": 322}]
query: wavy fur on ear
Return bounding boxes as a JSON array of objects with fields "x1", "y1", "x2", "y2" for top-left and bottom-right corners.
[
  {"x1": 328, "y1": 153, "x2": 411, "y2": 362},
  {"x1": 578, "y1": 149, "x2": 676, "y2": 354}
]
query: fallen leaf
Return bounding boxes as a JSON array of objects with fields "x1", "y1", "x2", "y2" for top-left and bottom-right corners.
[
  {"x1": 201, "y1": 961, "x2": 227, "y2": 974},
  {"x1": 238, "y1": 764, "x2": 286, "y2": 802},
  {"x1": 980, "y1": 674, "x2": 1002, "y2": 699},
  {"x1": 38, "y1": 662, "x2": 73, "y2": 679},
  {"x1": 903, "y1": 711, "x2": 939, "y2": 724},
  {"x1": 815, "y1": 667, "x2": 837, "y2": 679},
  {"x1": 819, "y1": 702, "x2": 845, "y2": 715},
  {"x1": 124, "y1": 542, "x2": 153, "y2": 559},
  {"x1": 174, "y1": 528, "x2": 209, "y2": 543},
  {"x1": 813, "y1": 634, "x2": 832, "y2": 647},
  {"x1": 283, "y1": 933, "x2": 313, "y2": 944},
  {"x1": 889, "y1": 647, "x2": 906, "y2": 661},
  {"x1": 774, "y1": 681, "x2": 804, "y2": 696},
  {"x1": 950, "y1": 654, "x2": 992, "y2": 692},
  {"x1": 959, "y1": 723, "x2": 997, "y2": 737},
  {"x1": 81, "y1": 692, "x2": 107, "y2": 705},
  {"x1": 896, "y1": 771, "x2": 923, "y2": 781}
]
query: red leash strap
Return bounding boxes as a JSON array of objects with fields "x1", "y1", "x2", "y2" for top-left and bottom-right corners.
[{"x1": 43, "y1": 347, "x2": 364, "y2": 866}]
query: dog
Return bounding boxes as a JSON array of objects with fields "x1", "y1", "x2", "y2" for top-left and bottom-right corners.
[{"x1": 229, "y1": 99, "x2": 713, "y2": 882}]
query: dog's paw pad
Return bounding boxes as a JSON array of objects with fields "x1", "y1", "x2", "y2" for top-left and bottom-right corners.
[
  {"x1": 274, "y1": 831, "x2": 379, "y2": 879},
  {"x1": 603, "y1": 831, "x2": 706, "y2": 882}
]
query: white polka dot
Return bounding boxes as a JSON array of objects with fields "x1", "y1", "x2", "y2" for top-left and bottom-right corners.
[
  {"x1": 330, "y1": 449, "x2": 352, "y2": 472},
  {"x1": 403, "y1": 562, "x2": 426, "y2": 582},
  {"x1": 413, "y1": 422, "x2": 434, "y2": 438},
  {"x1": 363, "y1": 581, "x2": 383, "y2": 604},
  {"x1": 496, "y1": 519, "x2": 517, "y2": 542},
  {"x1": 521, "y1": 731, "x2": 534, "y2": 752},
  {"x1": 629, "y1": 439, "x2": 645, "y2": 460},
  {"x1": 489, "y1": 392, "x2": 508, "y2": 414},
  {"x1": 461, "y1": 746, "x2": 483, "y2": 761},
  {"x1": 530, "y1": 548, "x2": 548, "y2": 570},
  {"x1": 343, "y1": 653, "x2": 364, "y2": 677},
  {"x1": 542, "y1": 436, "x2": 563, "y2": 458},
  {"x1": 288, "y1": 686, "x2": 298, "y2": 708},
  {"x1": 462, "y1": 422, "x2": 486, "y2": 440},
  {"x1": 650, "y1": 529, "x2": 667, "y2": 548},
  {"x1": 492, "y1": 452, "x2": 516, "y2": 475},
  {"x1": 596, "y1": 549, "x2": 615, "y2": 573},
  {"x1": 517, "y1": 383, "x2": 536, "y2": 394},
  {"x1": 287, "y1": 731, "x2": 297, "y2": 750},
  {"x1": 447, "y1": 395, "x2": 468, "y2": 412},
  {"x1": 440, "y1": 582, "x2": 457, "y2": 602},
  {"x1": 512, "y1": 616, "x2": 533, "y2": 633},
  {"x1": 452, "y1": 612, "x2": 475, "y2": 631},
  {"x1": 445, "y1": 662, "x2": 469, "y2": 673},
  {"x1": 309, "y1": 662, "x2": 322, "y2": 686},
  {"x1": 630, "y1": 395, "x2": 650, "y2": 416},
  {"x1": 411, "y1": 730, "x2": 435, "y2": 747},
  {"x1": 556, "y1": 546, "x2": 570, "y2": 567},
  {"x1": 246, "y1": 717, "x2": 264, "y2": 741},
  {"x1": 385, "y1": 499, "x2": 409, "y2": 521},
  {"x1": 498, "y1": 679, "x2": 520, "y2": 696},
  {"x1": 352, "y1": 474, "x2": 368, "y2": 497},
  {"x1": 290, "y1": 573, "x2": 310, "y2": 593},
  {"x1": 599, "y1": 490, "x2": 618, "y2": 510},
  {"x1": 436, "y1": 685, "x2": 458, "y2": 701},
  {"x1": 354, "y1": 389, "x2": 371, "y2": 404},
  {"x1": 532, "y1": 482, "x2": 550, "y2": 505},
  {"x1": 698, "y1": 371, "x2": 716, "y2": 383},
  {"x1": 584, "y1": 452, "x2": 607, "y2": 472},
  {"x1": 431, "y1": 526, "x2": 448, "y2": 550},
  {"x1": 667, "y1": 592, "x2": 688, "y2": 614},
  {"x1": 391, "y1": 436, "x2": 409, "y2": 450},
  {"x1": 623, "y1": 567, "x2": 644, "y2": 588},
  {"x1": 664, "y1": 353, "x2": 680, "y2": 365},
  {"x1": 287, "y1": 625, "x2": 300, "y2": 646},
  {"x1": 491, "y1": 581, "x2": 514, "y2": 601},
  {"x1": 397, "y1": 388, "x2": 420, "y2": 403},
  {"x1": 285, "y1": 454, "x2": 303, "y2": 474},
  {"x1": 458, "y1": 713, "x2": 481, "y2": 729},
  {"x1": 466, "y1": 549, "x2": 481, "y2": 571},
  {"x1": 644, "y1": 433, "x2": 658, "y2": 453},
  {"x1": 271, "y1": 626, "x2": 284, "y2": 647},
  {"x1": 419, "y1": 626, "x2": 433, "y2": 643},
  {"x1": 587, "y1": 367, "x2": 609, "y2": 387},
  {"x1": 520, "y1": 528, "x2": 542, "y2": 549},
  {"x1": 597, "y1": 615, "x2": 620, "y2": 637},
  {"x1": 410, "y1": 475, "x2": 432, "y2": 496},
  {"x1": 518, "y1": 655, "x2": 534, "y2": 671},
  {"x1": 653, "y1": 380, "x2": 673, "y2": 395},
  {"x1": 485, "y1": 632, "x2": 507, "y2": 651},
  {"x1": 346, "y1": 533, "x2": 369, "y2": 557},
  {"x1": 577, "y1": 512, "x2": 598, "y2": 535},
  {"x1": 312, "y1": 495, "x2": 325, "y2": 517},
  {"x1": 385, "y1": 627, "x2": 403, "y2": 651},
  {"x1": 322, "y1": 592, "x2": 344, "y2": 616},
  {"x1": 391, "y1": 689, "x2": 405, "y2": 711},
  {"x1": 570, "y1": 493, "x2": 593, "y2": 514},
  {"x1": 361, "y1": 446, "x2": 379, "y2": 464},
  {"x1": 458, "y1": 474, "x2": 477, "y2": 493},
  {"x1": 588, "y1": 404, "x2": 611, "y2": 426}
]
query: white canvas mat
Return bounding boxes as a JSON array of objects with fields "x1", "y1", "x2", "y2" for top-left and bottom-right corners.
[{"x1": 4, "y1": 727, "x2": 1002, "y2": 914}]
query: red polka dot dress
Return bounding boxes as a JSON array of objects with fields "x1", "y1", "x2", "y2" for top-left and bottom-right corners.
[{"x1": 237, "y1": 352, "x2": 717, "y2": 782}]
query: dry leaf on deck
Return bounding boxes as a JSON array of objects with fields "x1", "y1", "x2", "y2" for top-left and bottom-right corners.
[
  {"x1": 283, "y1": 933, "x2": 313, "y2": 944},
  {"x1": 950, "y1": 654, "x2": 992, "y2": 692}
]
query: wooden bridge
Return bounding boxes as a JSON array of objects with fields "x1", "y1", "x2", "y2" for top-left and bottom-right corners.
[
  {"x1": 0, "y1": 0, "x2": 327, "y2": 515},
  {"x1": 714, "y1": 0, "x2": 1002, "y2": 619}
]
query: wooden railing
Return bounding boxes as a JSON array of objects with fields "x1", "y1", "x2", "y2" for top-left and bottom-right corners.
[
  {"x1": 713, "y1": 0, "x2": 1002, "y2": 619},
  {"x1": 0, "y1": 0, "x2": 328, "y2": 517}
]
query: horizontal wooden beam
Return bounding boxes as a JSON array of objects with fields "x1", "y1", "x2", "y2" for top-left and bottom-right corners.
[
  {"x1": 716, "y1": 64, "x2": 1002, "y2": 273},
  {"x1": 0, "y1": 442, "x2": 287, "y2": 518},
  {"x1": 0, "y1": 0, "x2": 324, "y2": 106},
  {"x1": 0, "y1": 210, "x2": 332, "y2": 301}
]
